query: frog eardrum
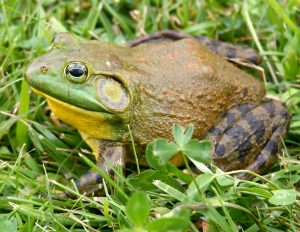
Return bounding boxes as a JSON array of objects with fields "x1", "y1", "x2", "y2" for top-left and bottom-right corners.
[{"x1": 96, "y1": 77, "x2": 130, "y2": 112}]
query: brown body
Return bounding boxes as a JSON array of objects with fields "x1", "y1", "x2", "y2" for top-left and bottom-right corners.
[
  {"x1": 124, "y1": 38, "x2": 265, "y2": 144},
  {"x1": 25, "y1": 32, "x2": 290, "y2": 194}
]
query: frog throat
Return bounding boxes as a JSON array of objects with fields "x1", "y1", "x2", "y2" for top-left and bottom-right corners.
[{"x1": 32, "y1": 88, "x2": 122, "y2": 140}]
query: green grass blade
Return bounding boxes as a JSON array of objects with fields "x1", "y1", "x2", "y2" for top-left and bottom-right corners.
[{"x1": 15, "y1": 80, "x2": 30, "y2": 149}]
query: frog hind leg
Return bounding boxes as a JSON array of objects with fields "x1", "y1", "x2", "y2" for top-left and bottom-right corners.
[{"x1": 205, "y1": 100, "x2": 290, "y2": 180}]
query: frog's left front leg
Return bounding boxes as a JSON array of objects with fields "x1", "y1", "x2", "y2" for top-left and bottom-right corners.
[
  {"x1": 205, "y1": 100, "x2": 290, "y2": 179},
  {"x1": 75, "y1": 137, "x2": 126, "y2": 195}
]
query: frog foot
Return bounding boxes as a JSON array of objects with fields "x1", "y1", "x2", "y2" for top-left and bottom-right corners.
[
  {"x1": 206, "y1": 100, "x2": 290, "y2": 179},
  {"x1": 62, "y1": 144, "x2": 125, "y2": 197}
]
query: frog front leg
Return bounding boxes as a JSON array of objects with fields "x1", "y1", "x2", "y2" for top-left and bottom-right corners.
[
  {"x1": 205, "y1": 100, "x2": 290, "y2": 179},
  {"x1": 75, "y1": 134, "x2": 126, "y2": 195}
]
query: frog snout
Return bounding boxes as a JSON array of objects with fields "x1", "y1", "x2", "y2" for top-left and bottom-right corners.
[
  {"x1": 25, "y1": 60, "x2": 50, "y2": 83},
  {"x1": 25, "y1": 63, "x2": 36, "y2": 83}
]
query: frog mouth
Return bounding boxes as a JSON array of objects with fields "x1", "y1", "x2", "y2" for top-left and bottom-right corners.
[
  {"x1": 32, "y1": 88, "x2": 113, "y2": 117},
  {"x1": 31, "y1": 87, "x2": 123, "y2": 140}
]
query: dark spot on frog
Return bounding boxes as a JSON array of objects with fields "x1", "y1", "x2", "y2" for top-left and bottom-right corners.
[
  {"x1": 96, "y1": 173, "x2": 102, "y2": 182},
  {"x1": 211, "y1": 127, "x2": 222, "y2": 137},
  {"x1": 255, "y1": 122, "x2": 266, "y2": 144},
  {"x1": 237, "y1": 140, "x2": 252, "y2": 162},
  {"x1": 205, "y1": 40, "x2": 222, "y2": 53},
  {"x1": 256, "y1": 153, "x2": 266, "y2": 168},
  {"x1": 76, "y1": 170, "x2": 97, "y2": 186},
  {"x1": 226, "y1": 47, "x2": 237, "y2": 58},
  {"x1": 262, "y1": 102, "x2": 275, "y2": 118},
  {"x1": 222, "y1": 124, "x2": 253, "y2": 161},
  {"x1": 225, "y1": 112, "x2": 237, "y2": 126},
  {"x1": 242, "y1": 88, "x2": 248, "y2": 97},
  {"x1": 244, "y1": 112, "x2": 266, "y2": 144},
  {"x1": 249, "y1": 55, "x2": 259, "y2": 64},
  {"x1": 238, "y1": 172, "x2": 252, "y2": 179},
  {"x1": 226, "y1": 124, "x2": 245, "y2": 139},
  {"x1": 215, "y1": 144, "x2": 225, "y2": 156},
  {"x1": 211, "y1": 40, "x2": 222, "y2": 49},
  {"x1": 236, "y1": 104, "x2": 253, "y2": 114},
  {"x1": 280, "y1": 110, "x2": 288, "y2": 118},
  {"x1": 265, "y1": 139, "x2": 278, "y2": 155}
]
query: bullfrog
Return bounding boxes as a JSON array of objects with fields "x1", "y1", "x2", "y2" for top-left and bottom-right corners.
[{"x1": 25, "y1": 31, "x2": 290, "y2": 194}]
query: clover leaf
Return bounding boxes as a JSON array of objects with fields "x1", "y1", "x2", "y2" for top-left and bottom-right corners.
[{"x1": 146, "y1": 124, "x2": 212, "y2": 166}]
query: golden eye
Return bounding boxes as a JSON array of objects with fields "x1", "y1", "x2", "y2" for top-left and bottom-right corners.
[
  {"x1": 64, "y1": 62, "x2": 88, "y2": 83},
  {"x1": 96, "y1": 77, "x2": 130, "y2": 112}
]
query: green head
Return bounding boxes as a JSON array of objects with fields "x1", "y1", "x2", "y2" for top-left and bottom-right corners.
[{"x1": 25, "y1": 33, "x2": 134, "y2": 140}]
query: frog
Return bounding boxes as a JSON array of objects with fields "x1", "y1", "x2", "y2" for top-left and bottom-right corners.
[{"x1": 25, "y1": 31, "x2": 290, "y2": 195}]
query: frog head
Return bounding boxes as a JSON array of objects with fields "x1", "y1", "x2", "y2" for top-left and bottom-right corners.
[{"x1": 25, "y1": 33, "x2": 134, "y2": 140}]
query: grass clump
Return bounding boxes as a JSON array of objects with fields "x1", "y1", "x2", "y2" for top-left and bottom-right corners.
[{"x1": 0, "y1": 0, "x2": 299, "y2": 231}]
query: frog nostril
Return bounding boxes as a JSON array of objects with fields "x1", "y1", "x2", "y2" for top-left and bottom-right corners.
[{"x1": 40, "y1": 65, "x2": 49, "y2": 73}]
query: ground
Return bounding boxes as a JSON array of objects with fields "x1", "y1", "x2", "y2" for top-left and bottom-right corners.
[{"x1": 0, "y1": 1, "x2": 299, "y2": 231}]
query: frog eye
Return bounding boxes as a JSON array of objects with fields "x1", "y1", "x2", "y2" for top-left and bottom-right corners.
[
  {"x1": 96, "y1": 77, "x2": 130, "y2": 112},
  {"x1": 64, "y1": 62, "x2": 88, "y2": 83}
]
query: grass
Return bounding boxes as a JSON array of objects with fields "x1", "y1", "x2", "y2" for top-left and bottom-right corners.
[{"x1": 0, "y1": 0, "x2": 299, "y2": 231}]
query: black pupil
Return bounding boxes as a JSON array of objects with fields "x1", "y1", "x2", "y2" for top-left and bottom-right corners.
[{"x1": 69, "y1": 68, "x2": 84, "y2": 77}]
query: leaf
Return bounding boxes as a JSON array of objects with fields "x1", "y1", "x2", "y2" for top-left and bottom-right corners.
[
  {"x1": 268, "y1": 189, "x2": 297, "y2": 206},
  {"x1": 0, "y1": 214, "x2": 17, "y2": 232},
  {"x1": 190, "y1": 158, "x2": 212, "y2": 174},
  {"x1": 186, "y1": 173, "x2": 214, "y2": 200},
  {"x1": 146, "y1": 217, "x2": 190, "y2": 232},
  {"x1": 128, "y1": 170, "x2": 185, "y2": 192},
  {"x1": 183, "y1": 139, "x2": 212, "y2": 164},
  {"x1": 172, "y1": 124, "x2": 194, "y2": 147},
  {"x1": 126, "y1": 191, "x2": 150, "y2": 227},
  {"x1": 167, "y1": 164, "x2": 193, "y2": 184},
  {"x1": 145, "y1": 142, "x2": 169, "y2": 170},
  {"x1": 238, "y1": 187, "x2": 272, "y2": 198},
  {"x1": 0, "y1": 112, "x2": 30, "y2": 140},
  {"x1": 49, "y1": 16, "x2": 68, "y2": 32},
  {"x1": 201, "y1": 206, "x2": 233, "y2": 232},
  {"x1": 215, "y1": 168, "x2": 234, "y2": 186},
  {"x1": 146, "y1": 142, "x2": 162, "y2": 170},
  {"x1": 152, "y1": 139, "x2": 179, "y2": 164},
  {"x1": 153, "y1": 180, "x2": 186, "y2": 201},
  {"x1": 16, "y1": 80, "x2": 30, "y2": 147}
]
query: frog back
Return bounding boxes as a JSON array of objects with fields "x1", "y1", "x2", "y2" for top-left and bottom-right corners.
[{"x1": 120, "y1": 38, "x2": 265, "y2": 143}]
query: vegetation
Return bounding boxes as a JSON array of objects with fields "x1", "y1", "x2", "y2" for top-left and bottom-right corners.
[{"x1": 0, "y1": 0, "x2": 299, "y2": 231}]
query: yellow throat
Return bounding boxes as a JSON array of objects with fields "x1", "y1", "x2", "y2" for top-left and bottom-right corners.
[{"x1": 32, "y1": 88, "x2": 117, "y2": 140}]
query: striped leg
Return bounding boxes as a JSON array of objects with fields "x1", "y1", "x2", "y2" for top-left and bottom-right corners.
[{"x1": 205, "y1": 100, "x2": 290, "y2": 179}]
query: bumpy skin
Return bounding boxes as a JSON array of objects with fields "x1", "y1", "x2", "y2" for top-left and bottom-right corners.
[
  {"x1": 25, "y1": 32, "x2": 290, "y2": 194},
  {"x1": 127, "y1": 30, "x2": 261, "y2": 64}
]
